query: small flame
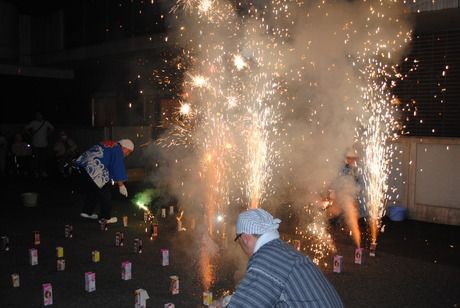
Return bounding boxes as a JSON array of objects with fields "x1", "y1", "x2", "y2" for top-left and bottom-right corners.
[
  {"x1": 137, "y1": 202, "x2": 149, "y2": 212},
  {"x1": 180, "y1": 103, "x2": 191, "y2": 115},
  {"x1": 233, "y1": 55, "x2": 247, "y2": 71}
]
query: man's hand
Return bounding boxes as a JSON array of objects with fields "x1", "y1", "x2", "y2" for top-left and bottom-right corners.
[{"x1": 119, "y1": 184, "x2": 128, "y2": 197}]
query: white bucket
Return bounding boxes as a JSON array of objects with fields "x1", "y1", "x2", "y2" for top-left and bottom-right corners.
[{"x1": 21, "y1": 192, "x2": 38, "y2": 207}]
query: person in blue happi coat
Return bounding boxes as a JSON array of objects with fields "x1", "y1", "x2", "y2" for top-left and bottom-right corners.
[{"x1": 76, "y1": 139, "x2": 134, "y2": 224}]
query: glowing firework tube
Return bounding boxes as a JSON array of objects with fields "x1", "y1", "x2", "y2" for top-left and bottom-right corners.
[
  {"x1": 29, "y1": 248, "x2": 38, "y2": 265},
  {"x1": 161, "y1": 208, "x2": 166, "y2": 218},
  {"x1": 85, "y1": 272, "x2": 96, "y2": 292},
  {"x1": 203, "y1": 291, "x2": 213, "y2": 306},
  {"x1": 33, "y1": 231, "x2": 40, "y2": 245},
  {"x1": 123, "y1": 216, "x2": 128, "y2": 227},
  {"x1": 169, "y1": 205, "x2": 174, "y2": 215},
  {"x1": 121, "y1": 261, "x2": 132, "y2": 280},
  {"x1": 333, "y1": 256, "x2": 343, "y2": 273},
  {"x1": 134, "y1": 289, "x2": 150, "y2": 308},
  {"x1": 161, "y1": 249, "x2": 169, "y2": 266},
  {"x1": 56, "y1": 247, "x2": 64, "y2": 258},
  {"x1": 57, "y1": 259, "x2": 65, "y2": 271},
  {"x1": 42, "y1": 283, "x2": 53, "y2": 306},
  {"x1": 169, "y1": 275, "x2": 179, "y2": 295},
  {"x1": 11, "y1": 273, "x2": 20, "y2": 287},
  {"x1": 150, "y1": 224, "x2": 158, "y2": 239},
  {"x1": 92, "y1": 250, "x2": 100, "y2": 263},
  {"x1": 369, "y1": 242, "x2": 377, "y2": 257},
  {"x1": 355, "y1": 248, "x2": 363, "y2": 264},
  {"x1": 65, "y1": 225, "x2": 73, "y2": 238}
]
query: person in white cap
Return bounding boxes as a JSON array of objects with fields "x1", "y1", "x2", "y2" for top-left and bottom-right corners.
[
  {"x1": 76, "y1": 139, "x2": 134, "y2": 224},
  {"x1": 222, "y1": 208, "x2": 343, "y2": 308},
  {"x1": 341, "y1": 147, "x2": 366, "y2": 219}
]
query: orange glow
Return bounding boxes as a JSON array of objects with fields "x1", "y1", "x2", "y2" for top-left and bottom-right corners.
[
  {"x1": 200, "y1": 248, "x2": 213, "y2": 291},
  {"x1": 370, "y1": 217, "x2": 379, "y2": 245},
  {"x1": 250, "y1": 194, "x2": 259, "y2": 209}
]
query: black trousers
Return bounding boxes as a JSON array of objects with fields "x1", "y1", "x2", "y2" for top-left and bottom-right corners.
[{"x1": 79, "y1": 170, "x2": 112, "y2": 220}]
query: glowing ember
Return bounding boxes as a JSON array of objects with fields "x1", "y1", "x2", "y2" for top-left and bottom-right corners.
[
  {"x1": 179, "y1": 102, "x2": 192, "y2": 116},
  {"x1": 233, "y1": 55, "x2": 247, "y2": 71},
  {"x1": 137, "y1": 203, "x2": 149, "y2": 212},
  {"x1": 189, "y1": 74, "x2": 208, "y2": 88}
]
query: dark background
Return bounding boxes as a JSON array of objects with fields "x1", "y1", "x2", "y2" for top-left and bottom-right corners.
[{"x1": 0, "y1": 0, "x2": 460, "y2": 135}]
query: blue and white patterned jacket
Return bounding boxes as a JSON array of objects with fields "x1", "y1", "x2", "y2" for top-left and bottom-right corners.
[
  {"x1": 228, "y1": 239, "x2": 343, "y2": 308},
  {"x1": 76, "y1": 140, "x2": 128, "y2": 188}
]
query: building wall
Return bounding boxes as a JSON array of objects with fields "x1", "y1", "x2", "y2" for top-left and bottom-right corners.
[{"x1": 390, "y1": 136, "x2": 460, "y2": 225}]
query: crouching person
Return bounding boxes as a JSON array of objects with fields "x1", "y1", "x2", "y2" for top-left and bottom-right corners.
[
  {"x1": 76, "y1": 139, "x2": 134, "y2": 224},
  {"x1": 222, "y1": 208, "x2": 343, "y2": 308}
]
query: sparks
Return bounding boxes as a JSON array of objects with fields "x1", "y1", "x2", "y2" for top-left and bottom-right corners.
[{"x1": 233, "y1": 54, "x2": 247, "y2": 71}]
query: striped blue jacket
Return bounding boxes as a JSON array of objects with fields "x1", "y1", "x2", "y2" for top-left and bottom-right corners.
[{"x1": 228, "y1": 239, "x2": 343, "y2": 307}]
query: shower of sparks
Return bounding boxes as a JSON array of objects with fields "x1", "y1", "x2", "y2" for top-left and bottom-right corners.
[
  {"x1": 353, "y1": 1, "x2": 412, "y2": 245},
  {"x1": 163, "y1": 0, "x2": 412, "y2": 289},
  {"x1": 171, "y1": 0, "x2": 213, "y2": 14},
  {"x1": 296, "y1": 203, "x2": 336, "y2": 266}
]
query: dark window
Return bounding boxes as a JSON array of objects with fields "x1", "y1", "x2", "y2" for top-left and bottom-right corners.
[{"x1": 395, "y1": 30, "x2": 460, "y2": 137}]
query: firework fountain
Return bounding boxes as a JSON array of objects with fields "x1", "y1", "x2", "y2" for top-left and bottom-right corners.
[
  {"x1": 158, "y1": 0, "x2": 413, "y2": 291},
  {"x1": 351, "y1": 1, "x2": 412, "y2": 247}
]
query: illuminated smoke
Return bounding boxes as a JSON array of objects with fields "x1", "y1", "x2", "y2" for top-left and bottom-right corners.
[{"x1": 159, "y1": 0, "x2": 412, "y2": 288}]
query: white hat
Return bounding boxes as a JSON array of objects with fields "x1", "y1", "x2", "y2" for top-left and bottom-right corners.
[
  {"x1": 345, "y1": 147, "x2": 358, "y2": 158},
  {"x1": 118, "y1": 139, "x2": 134, "y2": 151},
  {"x1": 236, "y1": 208, "x2": 281, "y2": 235}
]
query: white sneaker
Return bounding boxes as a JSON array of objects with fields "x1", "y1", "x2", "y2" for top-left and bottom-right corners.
[
  {"x1": 81, "y1": 213, "x2": 98, "y2": 219},
  {"x1": 99, "y1": 217, "x2": 118, "y2": 224}
]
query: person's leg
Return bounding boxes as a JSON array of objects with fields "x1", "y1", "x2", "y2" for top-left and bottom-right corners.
[
  {"x1": 80, "y1": 171, "x2": 98, "y2": 215},
  {"x1": 98, "y1": 183, "x2": 113, "y2": 220}
]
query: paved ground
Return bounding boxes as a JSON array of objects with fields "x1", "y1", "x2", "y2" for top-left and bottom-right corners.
[{"x1": 0, "y1": 176, "x2": 459, "y2": 308}]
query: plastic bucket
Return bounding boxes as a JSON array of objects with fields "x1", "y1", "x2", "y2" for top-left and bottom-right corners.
[
  {"x1": 21, "y1": 192, "x2": 38, "y2": 207},
  {"x1": 387, "y1": 205, "x2": 406, "y2": 221}
]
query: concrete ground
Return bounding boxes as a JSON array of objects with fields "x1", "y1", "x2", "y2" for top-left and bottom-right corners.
[{"x1": 0, "y1": 176, "x2": 459, "y2": 308}]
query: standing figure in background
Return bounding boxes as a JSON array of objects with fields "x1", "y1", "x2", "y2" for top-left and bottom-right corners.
[
  {"x1": 25, "y1": 112, "x2": 54, "y2": 178},
  {"x1": 53, "y1": 130, "x2": 78, "y2": 177},
  {"x1": 76, "y1": 139, "x2": 134, "y2": 224},
  {"x1": 341, "y1": 148, "x2": 366, "y2": 219},
  {"x1": 11, "y1": 133, "x2": 33, "y2": 177}
]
